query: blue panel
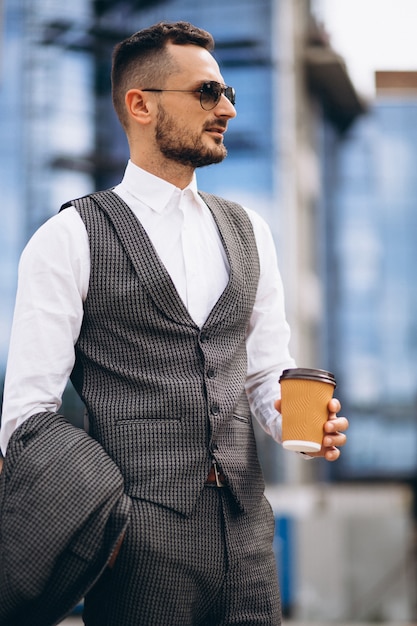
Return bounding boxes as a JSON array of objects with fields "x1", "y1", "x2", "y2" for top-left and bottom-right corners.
[
  {"x1": 327, "y1": 97, "x2": 417, "y2": 480},
  {"x1": 273, "y1": 516, "x2": 295, "y2": 613}
]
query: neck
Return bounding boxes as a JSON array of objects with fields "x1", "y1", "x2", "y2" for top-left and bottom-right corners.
[{"x1": 130, "y1": 152, "x2": 195, "y2": 190}]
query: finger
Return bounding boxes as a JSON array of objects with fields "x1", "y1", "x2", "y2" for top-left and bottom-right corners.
[
  {"x1": 274, "y1": 399, "x2": 281, "y2": 412},
  {"x1": 323, "y1": 447, "x2": 340, "y2": 461},
  {"x1": 323, "y1": 432, "x2": 347, "y2": 448},
  {"x1": 328, "y1": 397, "x2": 341, "y2": 414},
  {"x1": 324, "y1": 416, "x2": 349, "y2": 433}
]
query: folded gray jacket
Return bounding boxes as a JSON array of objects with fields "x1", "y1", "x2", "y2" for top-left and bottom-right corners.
[{"x1": 0, "y1": 411, "x2": 132, "y2": 626}]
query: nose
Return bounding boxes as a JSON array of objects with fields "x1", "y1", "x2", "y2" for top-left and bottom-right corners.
[{"x1": 215, "y1": 93, "x2": 237, "y2": 119}]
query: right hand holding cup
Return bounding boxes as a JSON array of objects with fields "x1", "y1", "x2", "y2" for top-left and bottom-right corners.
[{"x1": 275, "y1": 368, "x2": 348, "y2": 461}]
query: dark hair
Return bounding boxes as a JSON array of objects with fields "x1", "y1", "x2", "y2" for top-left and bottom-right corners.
[{"x1": 111, "y1": 21, "x2": 215, "y2": 129}]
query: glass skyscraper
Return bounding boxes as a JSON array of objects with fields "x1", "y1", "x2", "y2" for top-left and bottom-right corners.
[
  {"x1": 1, "y1": 0, "x2": 373, "y2": 485},
  {"x1": 0, "y1": 0, "x2": 282, "y2": 420},
  {"x1": 0, "y1": 0, "x2": 94, "y2": 365},
  {"x1": 327, "y1": 83, "x2": 417, "y2": 481}
]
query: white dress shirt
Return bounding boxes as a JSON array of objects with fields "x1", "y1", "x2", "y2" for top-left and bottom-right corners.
[{"x1": 0, "y1": 161, "x2": 295, "y2": 454}]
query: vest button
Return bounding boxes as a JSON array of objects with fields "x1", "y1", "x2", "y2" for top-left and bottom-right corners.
[
  {"x1": 207, "y1": 368, "x2": 216, "y2": 379},
  {"x1": 200, "y1": 332, "x2": 208, "y2": 343},
  {"x1": 211, "y1": 404, "x2": 220, "y2": 415}
]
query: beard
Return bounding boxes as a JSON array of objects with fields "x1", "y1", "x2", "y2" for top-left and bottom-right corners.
[{"x1": 155, "y1": 104, "x2": 228, "y2": 168}]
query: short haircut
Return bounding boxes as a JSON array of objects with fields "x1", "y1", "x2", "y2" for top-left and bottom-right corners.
[{"x1": 111, "y1": 21, "x2": 215, "y2": 129}]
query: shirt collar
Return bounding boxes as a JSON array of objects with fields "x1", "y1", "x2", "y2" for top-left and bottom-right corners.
[{"x1": 119, "y1": 160, "x2": 200, "y2": 214}]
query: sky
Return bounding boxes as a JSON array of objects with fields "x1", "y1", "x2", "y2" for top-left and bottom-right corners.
[{"x1": 313, "y1": 0, "x2": 417, "y2": 98}]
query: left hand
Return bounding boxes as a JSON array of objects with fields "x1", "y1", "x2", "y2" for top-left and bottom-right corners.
[{"x1": 274, "y1": 397, "x2": 349, "y2": 461}]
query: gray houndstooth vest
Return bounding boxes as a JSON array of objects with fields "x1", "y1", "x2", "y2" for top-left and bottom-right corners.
[{"x1": 64, "y1": 189, "x2": 264, "y2": 516}]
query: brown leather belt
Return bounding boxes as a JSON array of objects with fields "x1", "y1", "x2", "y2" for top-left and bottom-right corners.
[{"x1": 206, "y1": 465, "x2": 226, "y2": 487}]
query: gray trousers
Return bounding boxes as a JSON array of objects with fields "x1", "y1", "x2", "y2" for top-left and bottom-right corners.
[{"x1": 83, "y1": 486, "x2": 281, "y2": 625}]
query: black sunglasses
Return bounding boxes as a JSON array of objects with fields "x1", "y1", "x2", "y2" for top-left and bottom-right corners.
[{"x1": 142, "y1": 81, "x2": 236, "y2": 111}]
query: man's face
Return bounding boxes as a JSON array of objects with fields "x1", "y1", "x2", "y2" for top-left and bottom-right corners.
[
  {"x1": 153, "y1": 44, "x2": 236, "y2": 168},
  {"x1": 155, "y1": 102, "x2": 228, "y2": 168}
]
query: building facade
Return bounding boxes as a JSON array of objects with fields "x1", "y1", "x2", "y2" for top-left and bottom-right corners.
[
  {"x1": 5, "y1": 2, "x2": 417, "y2": 621},
  {"x1": 0, "y1": 0, "x2": 364, "y2": 482},
  {"x1": 327, "y1": 71, "x2": 417, "y2": 484}
]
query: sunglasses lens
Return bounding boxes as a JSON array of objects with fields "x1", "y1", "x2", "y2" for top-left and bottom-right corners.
[
  {"x1": 225, "y1": 86, "x2": 236, "y2": 106},
  {"x1": 200, "y1": 82, "x2": 236, "y2": 110},
  {"x1": 200, "y1": 83, "x2": 221, "y2": 110}
]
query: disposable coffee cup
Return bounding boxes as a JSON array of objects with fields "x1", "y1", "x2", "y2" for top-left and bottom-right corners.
[{"x1": 279, "y1": 368, "x2": 337, "y2": 453}]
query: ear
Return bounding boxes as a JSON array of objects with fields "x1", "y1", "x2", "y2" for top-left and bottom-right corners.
[{"x1": 125, "y1": 89, "x2": 153, "y2": 126}]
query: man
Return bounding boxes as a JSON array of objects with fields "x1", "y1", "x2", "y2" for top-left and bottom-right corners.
[{"x1": 0, "y1": 21, "x2": 348, "y2": 626}]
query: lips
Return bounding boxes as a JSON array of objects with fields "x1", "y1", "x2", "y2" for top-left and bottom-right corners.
[
  {"x1": 205, "y1": 128, "x2": 226, "y2": 143},
  {"x1": 205, "y1": 122, "x2": 227, "y2": 135}
]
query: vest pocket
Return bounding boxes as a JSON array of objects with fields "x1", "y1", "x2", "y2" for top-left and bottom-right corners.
[
  {"x1": 233, "y1": 413, "x2": 250, "y2": 423},
  {"x1": 116, "y1": 415, "x2": 182, "y2": 423}
]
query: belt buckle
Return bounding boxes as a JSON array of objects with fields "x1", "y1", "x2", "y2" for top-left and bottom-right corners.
[{"x1": 213, "y1": 461, "x2": 225, "y2": 488}]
